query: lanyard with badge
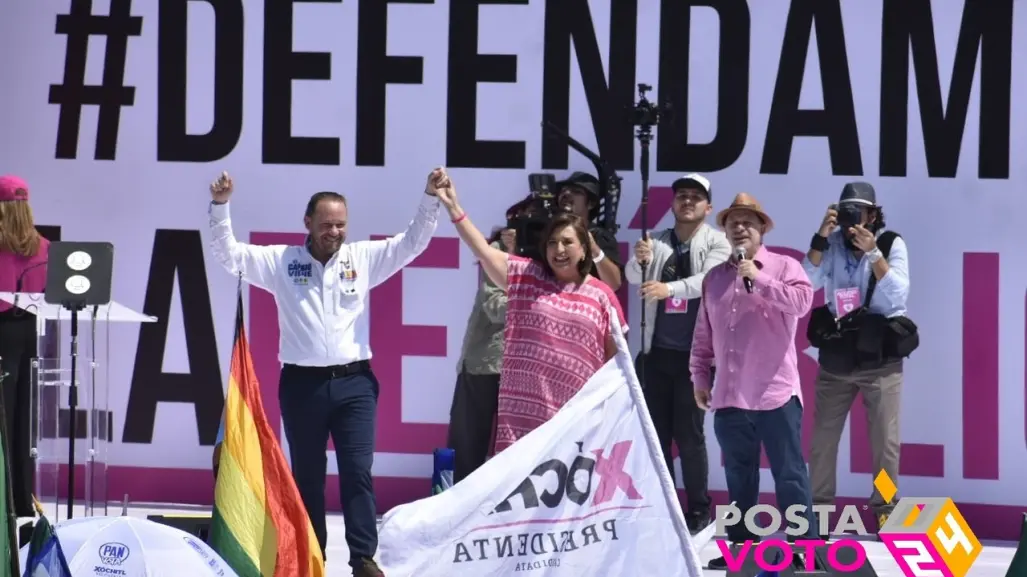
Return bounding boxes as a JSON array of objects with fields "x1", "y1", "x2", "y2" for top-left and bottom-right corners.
[
  {"x1": 665, "y1": 232, "x2": 689, "y2": 314},
  {"x1": 834, "y1": 251, "x2": 867, "y2": 317}
]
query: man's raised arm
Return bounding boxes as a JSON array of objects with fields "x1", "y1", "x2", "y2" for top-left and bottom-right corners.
[
  {"x1": 361, "y1": 181, "x2": 441, "y2": 289},
  {"x1": 207, "y1": 171, "x2": 285, "y2": 291}
]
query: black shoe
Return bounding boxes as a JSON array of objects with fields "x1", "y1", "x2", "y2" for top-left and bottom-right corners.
[
  {"x1": 354, "y1": 557, "x2": 385, "y2": 577},
  {"x1": 686, "y1": 511, "x2": 711, "y2": 535},
  {"x1": 707, "y1": 555, "x2": 729, "y2": 571}
]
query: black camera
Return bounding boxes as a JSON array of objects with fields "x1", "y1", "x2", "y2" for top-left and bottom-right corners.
[
  {"x1": 507, "y1": 174, "x2": 559, "y2": 260},
  {"x1": 836, "y1": 203, "x2": 864, "y2": 229}
]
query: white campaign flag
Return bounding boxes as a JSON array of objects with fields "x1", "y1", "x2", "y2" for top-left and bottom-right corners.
[{"x1": 378, "y1": 313, "x2": 707, "y2": 576}]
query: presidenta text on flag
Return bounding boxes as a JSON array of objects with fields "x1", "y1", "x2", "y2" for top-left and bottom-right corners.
[{"x1": 376, "y1": 312, "x2": 708, "y2": 577}]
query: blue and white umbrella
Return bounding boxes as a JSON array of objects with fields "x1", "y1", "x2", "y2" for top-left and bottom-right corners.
[{"x1": 20, "y1": 516, "x2": 239, "y2": 577}]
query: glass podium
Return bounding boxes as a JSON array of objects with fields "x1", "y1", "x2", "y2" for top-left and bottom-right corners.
[{"x1": 0, "y1": 292, "x2": 155, "y2": 521}]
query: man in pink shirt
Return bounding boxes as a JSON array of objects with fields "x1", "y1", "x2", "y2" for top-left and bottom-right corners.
[{"x1": 690, "y1": 193, "x2": 818, "y2": 570}]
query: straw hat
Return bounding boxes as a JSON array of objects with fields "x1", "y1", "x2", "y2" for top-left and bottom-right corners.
[{"x1": 716, "y1": 193, "x2": 774, "y2": 233}]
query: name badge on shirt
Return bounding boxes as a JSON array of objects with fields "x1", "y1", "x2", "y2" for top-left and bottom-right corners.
[
  {"x1": 665, "y1": 297, "x2": 688, "y2": 314},
  {"x1": 287, "y1": 259, "x2": 312, "y2": 286},
  {"x1": 339, "y1": 261, "x2": 358, "y2": 295},
  {"x1": 834, "y1": 287, "x2": 861, "y2": 317}
]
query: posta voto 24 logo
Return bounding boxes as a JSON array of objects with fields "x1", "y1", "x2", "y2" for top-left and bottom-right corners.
[{"x1": 875, "y1": 470, "x2": 983, "y2": 577}]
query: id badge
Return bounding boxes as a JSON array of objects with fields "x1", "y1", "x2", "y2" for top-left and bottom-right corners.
[
  {"x1": 834, "y1": 287, "x2": 861, "y2": 316},
  {"x1": 339, "y1": 261, "x2": 358, "y2": 296},
  {"x1": 665, "y1": 297, "x2": 688, "y2": 314}
]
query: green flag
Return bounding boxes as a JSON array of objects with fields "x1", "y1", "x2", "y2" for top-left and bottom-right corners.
[
  {"x1": 1, "y1": 393, "x2": 18, "y2": 577},
  {"x1": 24, "y1": 515, "x2": 55, "y2": 563},
  {"x1": 1006, "y1": 513, "x2": 1027, "y2": 577},
  {"x1": 22, "y1": 513, "x2": 71, "y2": 577}
]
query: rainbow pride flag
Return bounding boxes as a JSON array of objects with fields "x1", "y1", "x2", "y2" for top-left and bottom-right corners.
[{"x1": 209, "y1": 292, "x2": 324, "y2": 577}]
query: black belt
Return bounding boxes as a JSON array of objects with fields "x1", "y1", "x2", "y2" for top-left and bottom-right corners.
[{"x1": 283, "y1": 360, "x2": 370, "y2": 379}]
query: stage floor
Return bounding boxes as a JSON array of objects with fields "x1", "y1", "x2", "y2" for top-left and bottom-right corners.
[{"x1": 20, "y1": 503, "x2": 1020, "y2": 576}]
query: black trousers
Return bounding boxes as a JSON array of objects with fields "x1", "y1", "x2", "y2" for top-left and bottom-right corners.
[
  {"x1": 446, "y1": 368, "x2": 500, "y2": 483},
  {"x1": 0, "y1": 311, "x2": 36, "y2": 517},
  {"x1": 278, "y1": 363, "x2": 379, "y2": 569},
  {"x1": 635, "y1": 347, "x2": 711, "y2": 517}
]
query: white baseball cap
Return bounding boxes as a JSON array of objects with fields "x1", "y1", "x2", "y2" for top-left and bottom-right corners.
[{"x1": 670, "y1": 173, "x2": 711, "y2": 199}]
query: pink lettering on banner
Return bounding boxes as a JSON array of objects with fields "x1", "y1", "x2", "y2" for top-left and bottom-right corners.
[
  {"x1": 369, "y1": 235, "x2": 460, "y2": 453},
  {"x1": 591, "y1": 441, "x2": 643, "y2": 505},
  {"x1": 248, "y1": 233, "x2": 459, "y2": 456},
  {"x1": 963, "y1": 253, "x2": 999, "y2": 479}
]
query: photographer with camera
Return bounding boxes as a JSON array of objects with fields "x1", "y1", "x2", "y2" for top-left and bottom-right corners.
[
  {"x1": 803, "y1": 182, "x2": 917, "y2": 535},
  {"x1": 625, "y1": 173, "x2": 730, "y2": 534},
  {"x1": 554, "y1": 172, "x2": 623, "y2": 291}
]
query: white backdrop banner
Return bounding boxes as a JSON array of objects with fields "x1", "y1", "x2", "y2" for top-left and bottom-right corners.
[
  {"x1": 0, "y1": 0, "x2": 1024, "y2": 539},
  {"x1": 378, "y1": 317, "x2": 706, "y2": 577}
]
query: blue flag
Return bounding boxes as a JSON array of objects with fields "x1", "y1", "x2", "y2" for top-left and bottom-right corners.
[{"x1": 22, "y1": 516, "x2": 71, "y2": 577}]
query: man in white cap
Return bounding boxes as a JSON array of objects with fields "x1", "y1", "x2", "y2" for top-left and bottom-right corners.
[{"x1": 624, "y1": 173, "x2": 730, "y2": 533}]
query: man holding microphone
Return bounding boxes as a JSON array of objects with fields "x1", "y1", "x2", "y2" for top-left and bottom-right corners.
[
  {"x1": 689, "y1": 193, "x2": 818, "y2": 570},
  {"x1": 207, "y1": 169, "x2": 444, "y2": 577}
]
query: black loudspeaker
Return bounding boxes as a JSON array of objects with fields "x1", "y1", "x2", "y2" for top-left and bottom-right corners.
[
  {"x1": 43, "y1": 241, "x2": 114, "y2": 307},
  {"x1": 147, "y1": 514, "x2": 213, "y2": 542},
  {"x1": 724, "y1": 542, "x2": 880, "y2": 577}
]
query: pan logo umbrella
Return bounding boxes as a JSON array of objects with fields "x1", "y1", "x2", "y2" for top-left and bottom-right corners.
[{"x1": 98, "y1": 542, "x2": 130, "y2": 566}]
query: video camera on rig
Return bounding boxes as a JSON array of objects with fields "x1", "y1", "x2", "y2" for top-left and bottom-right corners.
[
  {"x1": 504, "y1": 173, "x2": 558, "y2": 261},
  {"x1": 506, "y1": 123, "x2": 623, "y2": 260}
]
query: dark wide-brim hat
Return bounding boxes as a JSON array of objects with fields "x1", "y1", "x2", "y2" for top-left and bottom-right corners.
[
  {"x1": 553, "y1": 171, "x2": 601, "y2": 201},
  {"x1": 839, "y1": 181, "x2": 877, "y2": 207},
  {"x1": 505, "y1": 194, "x2": 536, "y2": 220},
  {"x1": 716, "y1": 192, "x2": 775, "y2": 233}
]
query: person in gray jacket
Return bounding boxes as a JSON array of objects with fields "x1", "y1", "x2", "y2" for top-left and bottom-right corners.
[{"x1": 625, "y1": 173, "x2": 731, "y2": 533}]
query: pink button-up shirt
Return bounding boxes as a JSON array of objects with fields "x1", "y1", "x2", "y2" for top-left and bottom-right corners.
[{"x1": 690, "y1": 245, "x2": 813, "y2": 411}]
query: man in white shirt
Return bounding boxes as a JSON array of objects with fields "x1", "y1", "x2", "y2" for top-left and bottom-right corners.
[{"x1": 207, "y1": 169, "x2": 443, "y2": 577}]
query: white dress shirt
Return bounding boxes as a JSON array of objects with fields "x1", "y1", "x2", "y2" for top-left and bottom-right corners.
[{"x1": 208, "y1": 194, "x2": 440, "y2": 367}]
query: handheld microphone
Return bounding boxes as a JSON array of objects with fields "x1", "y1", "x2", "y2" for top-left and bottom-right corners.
[{"x1": 734, "y1": 246, "x2": 753, "y2": 294}]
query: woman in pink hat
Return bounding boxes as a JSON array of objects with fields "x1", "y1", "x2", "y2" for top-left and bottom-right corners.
[{"x1": 0, "y1": 174, "x2": 48, "y2": 516}]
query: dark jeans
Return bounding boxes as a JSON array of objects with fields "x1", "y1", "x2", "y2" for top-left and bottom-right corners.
[
  {"x1": 713, "y1": 397, "x2": 817, "y2": 543},
  {"x1": 278, "y1": 363, "x2": 379, "y2": 569},
  {"x1": 0, "y1": 312, "x2": 37, "y2": 517},
  {"x1": 446, "y1": 368, "x2": 500, "y2": 484},
  {"x1": 635, "y1": 348, "x2": 711, "y2": 517}
]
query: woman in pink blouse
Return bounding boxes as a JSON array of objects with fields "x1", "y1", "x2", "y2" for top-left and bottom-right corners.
[
  {"x1": 0, "y1": 174, "x2": 49, "y2": 516},
  {"x1": 428, "y1": 169, "x2": 626, "y2": 453}
]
